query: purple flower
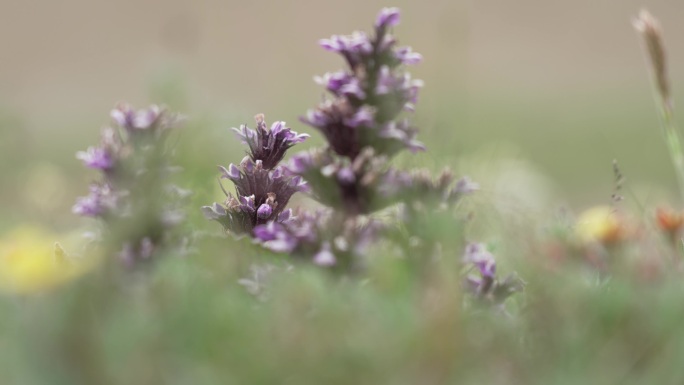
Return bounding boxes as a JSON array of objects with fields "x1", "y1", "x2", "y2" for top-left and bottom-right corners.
[
  {"x1": 303, "y1": 7, "x2": 425, "y2": 159},
  {"x1": 315, "y1": 72, "x2": 366, "y2": 100},
  {"x1": 465, "y1": 246, "x2": 496, "y2": 279},
  {"x1": 343, "y1": 106, "x2": 375, "y2": 128},
  {"x1": 454, "y1": 177, "x2": 480, "y2": 195},
  {"x1": 110, "y1": 104, "x2": 136, "y2": 128},
  {"x1": 232, "y1": 114, "x2": 309, "y2": 170},
  {"x1": 462, "y1": 243, "x2": 524, "y2": 302},
  {"x1": 253, "y1": 208, "x2": 381, "y2": 268},
  {"x1": 253, "y1": 221, "x2": 298, "y2": 253},
  {"x1": 219, "y1": 164, "x2": 241, "y2": 181},
  {"x1": 313, "y1": 242, "x2": 336, "y2": 267},
  {"x1": 287, "y1": 151, "x2": 316, "y2": 174},
  {"x1": 319, "y1": 32, "x2": 373, "y2": 56},
  {"x1": 277, "y1": 209, "x2": 294, "y2": 223},
  {"x1": 74, "y1": 103, "x2": 188, "y2": 267},
  {"x1": 76, "y1": 146, "x2": 114, "y2": 170},
  {"x1": 257, "y1": 203, "x2": 273, "y2": 219},
  {"x1": 395, "y1": 46, "x2": 423, "y2": 65},
  {"x1": 72, "y1": 183, "x2": 118, "y2": 217},
  {"x1": 109, "y1": 103, "x2": 184, "y2": 141},
  {"x1": 201, "y1": 202, "x2": 227, "y2": 220},
  {"x1": 133, "y1": 105, "x2": 163, "y2": 129},
  {"x1": 377, "y1": 120, "x2": 425, "y2": 154},
  {"x1": 239, "y1": 195, "x2": 256, "y2": 212},
  {"x1": 302, "y1": 108, "x2": 331, "y2": 128},
  {"x1": 375, "y1": 66, "x2": 394, "y2": 95},
  {"x1": 206, "y1": 154, "x2": 307, "y2": 235},
  {"x1": 336, "y1": 167, "x2": 356, "y2": 184},
  {"x1": 111, "y1": 103, "x2": 165, "y2": 131},
  {"x1": 375, "y1": 7, "x2": 401, "y2": 28}
]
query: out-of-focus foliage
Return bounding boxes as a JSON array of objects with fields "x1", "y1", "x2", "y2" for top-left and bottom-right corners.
[{"x1": 3, "y1": 5, "x2": 684, "y2": 385}]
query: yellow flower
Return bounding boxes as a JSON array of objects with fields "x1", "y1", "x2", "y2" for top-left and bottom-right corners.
[
  {"x1": 575, "y1": 206, "x2": 625, "y2": 245},
  {"x1": 0, "y1": 227, "x2": 96, "y2": 294}
]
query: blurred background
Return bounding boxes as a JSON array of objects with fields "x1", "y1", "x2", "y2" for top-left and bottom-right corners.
[{"x1": 2, "y1": 0, "x2": 684, "y2": 232}]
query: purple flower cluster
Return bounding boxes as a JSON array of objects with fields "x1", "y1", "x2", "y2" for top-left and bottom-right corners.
[
  {"x1": 234, "y1": 114, "x2": 309, "y2": 169},
  {"x1": 202, "y1": 115, "x2": 308, "y2": 236},
  {"x1": 203, "y1": 8, "x2": 482, "y2": 273},
  {"x1": 287, "y1": 148, "x2": 393, "y2": 215},
  {"x1": 73, "y1": 103, "x2": 188, "y2": 266},
  {"x1": 286, "y1": 8, "x2": 434, "y2": 219},
  {"x1": 253, "y1": 209, "x2": 381, "y2": 270},
  {"x1": 72, "y1": 183, "x2": 120, "y2": 217},
  {"x1": 303, "y1": 7, "x2": 424, "y2": 159}
]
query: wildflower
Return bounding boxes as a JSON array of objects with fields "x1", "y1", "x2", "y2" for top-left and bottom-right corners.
[
  {"x1": 74, "y1": 104, "x2": 188, "y2": 265},
  {"x1": 109, "y1": 103, "x2": 180, "y2": 133},
  {"x1": 72, "y1": 183, "x2": 120, "y2": 217},
  {"x1": 375, "y1": 7, "x2": 401, "y2": 28},
  {"x1": 0, "y1": 227, "x2": 96, "y2": 294},
  {"x1": 656, "y1": 206, "x2": 684, "y2": 232},
  {"x1": 207, "y1": 8, "x2": 474, "y2": 273},
  {"x1": 463, "y1": 243, "x2": 497, "y2": 293},
  {"x1": 462, "y1": 243, "x2": 522, "y2": 303},
  {"x1": 313, "y1": 242, "x2": 337, "y2": 267},
  {"x1": 233, "y1": 114, "x2": 309, "y2": 170},
  {"x1": 76, "y1": 146, "x2": 115, "y2": 170},
  {"x1": 655, "y1": 206, "x2": 684, "y2": 243},
  {"x1": 203, "y1": 115, "x2": 307, "y2": 236},
  {"x1": 575, "y1": 206, "x2": 625, "y2": 245},
  {"x1": 253, "y1": 209, "x2": 381, "y2": 269},
  {"x1": 304, "y1": 7, "x2": 425, "y2": 159},
  {"x1": 204, "y1": 158, "x2": 305, "y2": 234}
]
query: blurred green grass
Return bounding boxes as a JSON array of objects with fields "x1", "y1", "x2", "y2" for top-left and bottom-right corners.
[{"x1": 4, "y1": 3, "x2": 684, "y2": 382}]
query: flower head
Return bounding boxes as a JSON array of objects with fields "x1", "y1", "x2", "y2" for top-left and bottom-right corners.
[
  {"x1": 233, "y1": 114, "x2": 309, "y2": 170},
  {"x1": 204, "y1": 111, "x2": 308, "y2": 237},
  {"x1": 74, "y1": 104, "x2": 188, "y2": 266},
  {"x1": 204, "y1": 158, "x2": 306, "y2": 235},
  {"x1": 110, "y1": 103, "x2": 181, "y2": 133},
  {"x1": 304, "y1": 7, "x2": 425, "y2": 160}
]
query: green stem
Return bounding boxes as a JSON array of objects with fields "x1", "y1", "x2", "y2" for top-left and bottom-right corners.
[{"x1": 657, "y1": 98, "x2": 684, "y2": 203}]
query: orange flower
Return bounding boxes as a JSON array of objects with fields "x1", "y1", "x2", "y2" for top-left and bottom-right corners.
[{"x1": 655, "y1": 206, "x2": 684, "y2": 233}]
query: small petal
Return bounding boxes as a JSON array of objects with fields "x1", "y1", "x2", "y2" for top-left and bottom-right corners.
[
  {"x1": 454, "y1": 177, "x2": 479, "y2": 194},
  {"x1": 337, "y1": 167, "x2": 356, "y2": 184},
  {"x1": 257, "y1": 203, "x2": 273, "y2": 219},
  {"x1": 343, "y1": 107, "x2": 375, "y2": 128},
  {"x1": 133, "y1": 105, "x2": 162, "y2": 129},
  {"x1": 219, "y1": 164, "x2": 241, "y2": 180},
  {"x1": 76, "y1": 147, "x2": 114, "y2": 170},
  {"x1": 111, "y1": 104, "x2": 134, "y2": 128},
  {"x1": 313, "y1": 243, "x2": 336, "y2": 267},
  {"x1": 319, "y1": 37, "x2": 343, "y2": 52},
  {"x1": 376, "y1": 7, "x2": 401, "y2": 28},
  {"x1": 277, "y1": 209, "x2": 293, "y2": 223},
  {"x1": 395, "y1": 46, "x2": 423, "y2": 65}
]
